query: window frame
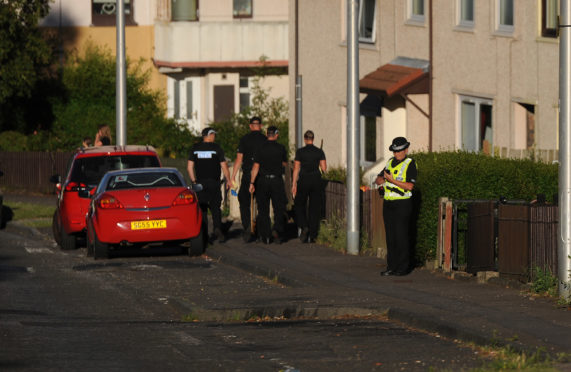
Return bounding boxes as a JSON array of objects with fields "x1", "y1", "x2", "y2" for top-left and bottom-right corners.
[
  {"x1": 358, "y1": 0, "x2": 377, "y2": 43},
  {"x1": 359, "y1": 115, "x2": 378, "y2": 166},
  {"x1": 496, "y1": 0, "x2": 514, "y2": 34},
  {"x1": 458, "y1": 95, "x2": 494, "y2": 153},
  {"x1": 457, "y1": 0, "x2": 474, "y2": 28},
  {"x1": 233, "y1": 0, "x2": 253, "y2": 19},
  {"x1": 541, "y1": 0, "x2": 558, "y2": 38},
  {"x1": 91, "y1": 0, "x2": 136, "y2": 27},
  {"x1": 407, "y1": 0, "x2": 426, "y2": 24}
]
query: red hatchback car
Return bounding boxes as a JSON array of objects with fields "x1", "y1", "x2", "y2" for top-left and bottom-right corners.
[
  {"x1": 51, "y1": 146, "x2": 161, "y2": 250},
  {"x1": 85, "y1": 167, "x2": 204, "y2": 259}
]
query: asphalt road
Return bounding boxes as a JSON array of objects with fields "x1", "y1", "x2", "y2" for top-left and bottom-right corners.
[{"x1": 0, "y1": 225, "x2": 494, "y2": 371}]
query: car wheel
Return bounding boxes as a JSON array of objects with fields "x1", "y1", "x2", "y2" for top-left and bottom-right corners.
[
  {"x1": 86, "y1": 224, "x2": 94, "y2": 257},
  {"x1": 188, "y1": 228, "x2": 205, "y2": 256},
  {"x1": 60, "y1": 224, "x2": 77, "y2": 251},
  {"x1": 93, "y1": 229, "x2": 109, "y2": 260},
  {"x1": 52, "y1": 210, "x2": 62, "y2": 246}
]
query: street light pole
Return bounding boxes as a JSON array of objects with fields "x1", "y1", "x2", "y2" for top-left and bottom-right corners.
[
  {"x1": 346, "y1": 0, "x2": 360, "y2": 255},
  {"x1": 116, "y1": 0, "x2": 127, "y2": 146}
]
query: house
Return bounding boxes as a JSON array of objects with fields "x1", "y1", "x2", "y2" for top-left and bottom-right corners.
[
  {"x1": 153, "y1": 0, "x2": 289, "y2": 134},
  {"x1": 41, "y1": 0, "x2": 290, "y2": 135},
  {"x1": 289, "y1": 0, "x2": 559, "y2": 183}
]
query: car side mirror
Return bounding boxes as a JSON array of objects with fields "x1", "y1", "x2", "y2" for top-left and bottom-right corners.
[
  {"x1": 50, "y1": 174, "x2": 61, "y2": 184},
  {"x1": 0, "y1": 170, "x2": 4, "y2": 177}
]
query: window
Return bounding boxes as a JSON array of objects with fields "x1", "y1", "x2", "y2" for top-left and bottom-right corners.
[
  {"x1": 92, "y1": 0, "x2": 135, "y2": 26},
  {"x1": 458, "y1": 0, "x2": 474, "y2": 27},
  {"x1": 168, "y1": 77, "x2": 201, "y2": 133},
  {"x1": 408, "y1": 0, "x2": 425, "y2": 23},
  {"x1": 234, "y1": 0, "x2": 253, "y2": 18},
  {"x1": 358, "y1": 0, "x2": 376, "y2": 43},
  {"x1": 542, "y1": 0, "x2": 558, "y2": 37},
  {"x1": 360, "y1": 115, "x2": 377, "y2": 165},
  {"x1": 460, "y1": 96, "x2": 493, "y2": 154},
  {"x1": 239, "y1": 76, "x2": 252, "y2": 111},
  {"x1": 497, "y1": 0, "x2": 514, "y2": 33}
]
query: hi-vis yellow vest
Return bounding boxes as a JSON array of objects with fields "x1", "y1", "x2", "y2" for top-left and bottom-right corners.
[{"x1": 383, "y1": 157, "x2": 413, "y2": 200}]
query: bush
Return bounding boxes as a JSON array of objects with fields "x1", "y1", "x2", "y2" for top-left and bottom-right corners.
[
  {"x1": 412, "y1": 151, "x2": 558, "y2": 261},
  {"x1": 0, "y1": 131, "x2": 28, "y2": 151}
]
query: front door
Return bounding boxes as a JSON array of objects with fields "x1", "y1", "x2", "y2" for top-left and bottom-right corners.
[{"x1": 214, "y1": 85, "x2": 234, "y2": 123}]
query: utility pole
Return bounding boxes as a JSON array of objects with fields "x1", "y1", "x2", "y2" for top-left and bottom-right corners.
[
  {"x1": 346, "y1": 0, "x2": 360, "y2": 255},
  {"x1": 116, "y1": 0, "x2": 127, "y2": 146},
  {"x1": 559, "y1": 0, "x2": 571, "y2": 299}
]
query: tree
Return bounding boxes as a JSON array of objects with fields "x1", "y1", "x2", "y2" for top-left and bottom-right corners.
[
  {"x1": 0, "y1": 0, "x2": 55, "y2": 132},
  {"x1": 210, "y1": 73, "x2": 290, "y2": 161},
  {"x1": 50, "y1": 43, "x2": 194, "y2": 156}
]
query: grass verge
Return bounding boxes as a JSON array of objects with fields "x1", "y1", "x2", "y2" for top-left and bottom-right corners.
[{"x1": 4, "y1": 201, "x2": 55, "y2": 229}]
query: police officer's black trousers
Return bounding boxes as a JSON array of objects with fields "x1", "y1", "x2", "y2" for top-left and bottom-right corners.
[
  {"x1": 294, "y1": 174, "x2": 323, "y2": 239},
  {"x1": 238, "y1": 172, "x2": 253, "y2": 232},
  {"x1": 383, "y1": 198, "x2": 413, "y2": 274},
  {"x1": 255, "y1": 176, "x2": 286, "y2": 240},
  {"x1": 197, "y1": 178, "x2": 223, "y2": 237}
]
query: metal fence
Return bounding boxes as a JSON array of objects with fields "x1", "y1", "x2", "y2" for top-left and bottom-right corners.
[{"x1": 0, "y1": 151, "x2": 73, "y2": 194}]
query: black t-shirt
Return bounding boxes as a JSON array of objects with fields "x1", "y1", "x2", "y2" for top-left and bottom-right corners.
[
  {"x1": 188, "y1": 141, "x2": 226, "y2": 181},
  {"x1": 253, "y1": 140, "x2": 287, "y2": 176},
  {"x1": 295, "y1": 144, "x2": 325, "y2": 177},
  {"x1": 237, "y1": 130, "x2": 267, "y2": 173}
]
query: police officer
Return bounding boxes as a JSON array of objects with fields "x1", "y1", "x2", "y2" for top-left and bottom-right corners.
[
  {"x1": 375, "y1": 136, "x2": 417, "y2": 276},
  {"x1": 187, "y1": 127, "x2": 231, "y2": 243},
  {"x1": 291, "y1": 130, "x2": 327, "y2": 243},
  {"x1": 230, "y1": 116, "x2": 267, "y2": 242},
  {"x1": 249, "y1": 126, "x2": 288, "y2": 244}
]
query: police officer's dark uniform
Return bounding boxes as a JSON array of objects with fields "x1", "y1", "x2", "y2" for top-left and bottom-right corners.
[
  {"x1": 292, "y1": 130, "x2": 327, "y2": 243},
  {"x1": 230, "y1": 117, "x2": 267, "y2": 242},
  {"x1": 376, "y1": 136, "x2": 417, "y2": 276},
  {"x1": 249, "y1": 126, "x2": 288, "y2": 244},
  {"x1": 187, "y1": 128, "x2": 231, "y2": 243}
]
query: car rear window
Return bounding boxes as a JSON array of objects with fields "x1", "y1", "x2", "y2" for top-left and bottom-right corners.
[
  {"x1": 106, "y1": 172, "x2": 183, "y2": 190},
  {"x1": 69, "y1": 155, "x2": 160, "y2": 186}
]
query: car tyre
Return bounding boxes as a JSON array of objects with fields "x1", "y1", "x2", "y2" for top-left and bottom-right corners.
[
  {"x1": 188, "y1": 228, "x2": 205, "y2": 256},
  {"x1": 86, "y1": 224, "x2": 94, "y2": 257},
  {"x1": 52, "y1": 210, "x2": 62, "y2": 246},
  {"x1": 60, "y1": 223, "x2": 77, "y2": 251},
  {"x1": 93, "y1": 229, "x2": 109, "y2": 260}
]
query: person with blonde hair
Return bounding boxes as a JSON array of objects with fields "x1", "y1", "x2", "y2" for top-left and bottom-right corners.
[{"x1": 94, "y1": 124, "x2": 112, "y2": 146}]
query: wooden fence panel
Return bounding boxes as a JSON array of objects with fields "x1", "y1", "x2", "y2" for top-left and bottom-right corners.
[{"x1": 0, "y1": 151, "x2": 72, "y2": 194}]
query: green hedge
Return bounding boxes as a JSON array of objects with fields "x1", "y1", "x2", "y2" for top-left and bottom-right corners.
[{"x1": 413, "y1": 151, "x2": 558, "y2": 262}]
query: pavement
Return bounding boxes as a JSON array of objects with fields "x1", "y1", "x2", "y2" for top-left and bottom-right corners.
[{"x1": 4, "y1": 192, "x2": 571, "y2": 361}]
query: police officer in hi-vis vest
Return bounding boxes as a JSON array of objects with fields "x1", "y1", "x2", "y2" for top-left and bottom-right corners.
[{"x1": 375, "y1": 137, "x2": 417, "y2": 276}]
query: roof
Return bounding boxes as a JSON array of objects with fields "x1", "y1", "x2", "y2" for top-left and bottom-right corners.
[
  {"x1": 76, "y1": 145, "x2": 158, "y2": 156},
  {"x1": 359, "y1": 57, "x2": 429, "y2": 97}
]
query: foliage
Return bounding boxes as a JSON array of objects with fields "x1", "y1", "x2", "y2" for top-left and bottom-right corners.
[
  {"x1": 412, "y1": 151, "x2": 558, "y2": 262},
  {"x1": 209, "y1": 67, "x2": 289, "y2": 161},
  {"x1": 317, "y1": 213, "x2": 369, "y2": 254},
  {"x1": 0, "y1": 131, "x2": 29, "y2": 151},
  {"x1": 531, "y1": 267, "x2": 559, "y2": 297},
  {"x1": 0, "y1": 0, "x2": 56, "y2": 133},
  {"x1": 49, "y1": 43, "x2": 195, "y2": 156},
  {"x1": 322, "y1": 166, "x2": 366, "y2": 186}
]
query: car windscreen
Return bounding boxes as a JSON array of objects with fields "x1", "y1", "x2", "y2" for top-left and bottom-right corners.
[
  {"x1": 105, "y1": 172, "x2": 182, "y2": 190},
  {"x1": 69, "y1": 155, "x2": 160, "y2": 186}
]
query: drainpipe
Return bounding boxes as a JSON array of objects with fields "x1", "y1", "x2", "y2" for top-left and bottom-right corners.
[{"x1": 428, "y1": 0, "x2": 433, "y2": 152}]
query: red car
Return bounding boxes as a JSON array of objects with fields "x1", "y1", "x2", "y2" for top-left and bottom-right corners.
[
  {"x1": 85, "y1": 167, "x2": 204, "y2": 259},
  {"x1": 51, "y1": 146, "x2": 161, "y2": 250}
]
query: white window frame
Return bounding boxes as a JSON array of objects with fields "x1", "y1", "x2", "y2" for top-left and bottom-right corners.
[
  {"x1": 358, "y1": 0, "x2": 377, "y2": 43},
  {"x1": 407, "y1": 0, "x2": 425, "y2": 24},
  {"x1": 496, "y1": 0, "x2": 514, "y2": 34},
  {"x1": 458, "y1": 95, "x2": 494, "y2": 153},
  {"x1": 457, "y1": 0, "x2": 474, "y2": 28},
  {"x1": 167, "y1": 76, "x2": 201, "y2": 134},
  {"x1": 239, "y1": 76, "x2": 253, "y2": 111}
]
